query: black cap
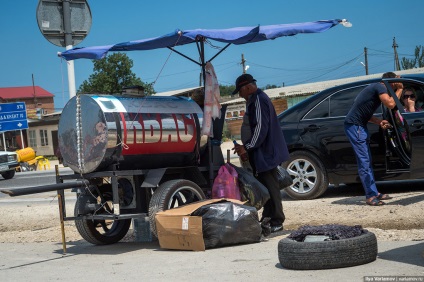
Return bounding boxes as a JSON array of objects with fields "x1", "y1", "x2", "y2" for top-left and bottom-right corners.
[{"x1": 232, "y1": 74, "x2": 256, "y2": 95}]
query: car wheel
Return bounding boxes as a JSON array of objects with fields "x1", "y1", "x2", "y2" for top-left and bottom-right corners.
[
  {"x1": 278, "y1": 232, "x2": 377, "y2": 270},
  {"x1": 1, "y1": 170, "x2": 15, "y2": 180},
  {"x1": 282, "y1": 151, "x2": 328, "y2": 200}
]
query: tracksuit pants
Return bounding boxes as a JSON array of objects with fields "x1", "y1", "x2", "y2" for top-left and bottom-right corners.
[
  {"x1": 256, "y1": 167, "x2": 285, "y2": 226},
  {"x1": 248, "y1": 150, "x2": 285, "y2": 226}
]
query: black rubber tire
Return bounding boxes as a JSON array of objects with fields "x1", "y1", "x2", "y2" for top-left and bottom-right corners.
[
  {"x1": 148, "y1": 179, "x2": 206, "y2": 238},
  {"x1": 74, "y1": 195, "x2": 131, "y2": 245},
  {"x1": 1, "y1": 170, "x2": 15, "y2": 180},
  {"x1": 282, "y1": 151, "x2": 328, "y2": 200},
  {"x1": 278, "y1": 232, "x2": 377, "y2": 270}
]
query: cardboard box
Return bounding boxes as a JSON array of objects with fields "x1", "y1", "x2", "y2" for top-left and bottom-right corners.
[{"x1": 155, "y1": 198, "x2": 245, "y2": 251}]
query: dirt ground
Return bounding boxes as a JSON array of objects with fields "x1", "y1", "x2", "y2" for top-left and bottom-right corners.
[
  {"x1": 0, "y1": 145, "x2": 423, "y2": 243},
  {"x1": 0, "y1": 185, "x2": 423, "y2": 243}
]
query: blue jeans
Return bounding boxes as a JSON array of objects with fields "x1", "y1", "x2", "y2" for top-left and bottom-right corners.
[{"x1": 344, "y1": 123, "x2": 379, "y2": 199}]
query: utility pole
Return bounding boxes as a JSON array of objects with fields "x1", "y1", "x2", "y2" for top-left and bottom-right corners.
[
  {"x1": 62, "y1": 0, "x2": 77, "y2": 99},
  {"x1": 364, "y1": 47, "x2": 369, "y2": 75},
  {"x1": 392, "y1": 37, "x2": 401, "y2": 71},
  {"x1": 32, "y1": 74, "x2": 37, "y2": 107},
  {"x1": 199, "y1": 56, "x2": 203, "y2": 86},
  {"x1": 241, "y1": 54, "x2": 246, "y2": 73}
]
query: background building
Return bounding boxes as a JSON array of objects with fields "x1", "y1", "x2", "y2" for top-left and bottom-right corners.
[{"x1": 0, "y1": 86, "x2": 54, "y2": 152}]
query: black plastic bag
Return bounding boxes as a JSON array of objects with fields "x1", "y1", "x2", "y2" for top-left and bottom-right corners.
[
  {"x1": 227, "y1": 163, "x2": 270, "y2": 210},
  {"x1": 276, "y1": 165, "x2": 293, "y2": 189},
  {"x1": 191, "y1": 201, "x2": 262, "y2": 249}
]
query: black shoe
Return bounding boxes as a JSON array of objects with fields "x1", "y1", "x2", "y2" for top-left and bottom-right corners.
[
  {"x1": 261, "y1": 218, "x2": 272, "y2": 237},
  {"x1": 271, "y1": 225, "x2": 283, "y2": 233}
]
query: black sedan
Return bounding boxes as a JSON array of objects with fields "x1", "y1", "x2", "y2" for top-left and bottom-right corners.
[{"x1": 279, "y1": 74, "x2": 424, "y2": 200}]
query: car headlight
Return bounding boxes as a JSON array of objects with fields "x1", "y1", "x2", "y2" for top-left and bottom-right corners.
[{"x1": 7, "y1": 155, "x2": 17, "y2": 162}]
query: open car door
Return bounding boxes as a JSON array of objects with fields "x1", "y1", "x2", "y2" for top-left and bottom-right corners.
[{"x1": 383, "y1": 78, "x2": 424, "y2": 178}]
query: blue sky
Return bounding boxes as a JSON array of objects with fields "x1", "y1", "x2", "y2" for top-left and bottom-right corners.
[{"x1": 0, "y1": 0, "x2": 423, "y2": 110}]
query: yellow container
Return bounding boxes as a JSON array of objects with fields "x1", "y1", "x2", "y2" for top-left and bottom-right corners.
[
  {"x1": 16, "y1": 147, "x2": 36, "y2": 163},
  {"x1": 37, "y1": 157, "x2": 50, "y2": 170}
]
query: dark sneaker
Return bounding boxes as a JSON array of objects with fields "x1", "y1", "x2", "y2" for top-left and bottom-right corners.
[
  {"x1": 271, "y1": 225, "x2": 283, "y2": 233},
  {"x1": 261, "y1": 218, "x2": 272, "y2": 237}
]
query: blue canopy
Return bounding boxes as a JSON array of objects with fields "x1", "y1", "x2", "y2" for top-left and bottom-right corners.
[{"x1": 58, "y1": 19, "x2": 347, "y2": 61}]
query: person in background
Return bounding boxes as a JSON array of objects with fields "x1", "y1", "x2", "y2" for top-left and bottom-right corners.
[
  {"x1": 232, "y1": 74, "x2": 289, "y2": 233},
  {"x1": 344, "y1": 72, "x2": 403, "y2": 206},
  {"x1": 401, "y1": 88, "x2": 422, "y2": 112}
]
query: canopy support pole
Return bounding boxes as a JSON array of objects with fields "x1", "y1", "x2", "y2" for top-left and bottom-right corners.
[
  {"x1": 208, "y1": 43, "x2": 232, "y2": 63},
  {"x1": 196, "y1": 38, "x2": 214, "y2": 186},
  {"x1": 197, "y1": 38, "x2": 207, "y2": 86},
  {"x1": 171, "y1": 37, "x2": 215, "y2": 185},
  {"x1": 167, "y1": 47, "x2": 201, "y2": 66},
  {"x1": 167, "y1": 42, "x2": 232, "y2": 67}
]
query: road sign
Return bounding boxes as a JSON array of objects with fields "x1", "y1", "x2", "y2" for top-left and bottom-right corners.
[
  {"x1": 36, "y1": 0, "x2": 92, "y2": 47},
  {"x1": 0, "y1": 102, "x2": 28, "y2": 132}
]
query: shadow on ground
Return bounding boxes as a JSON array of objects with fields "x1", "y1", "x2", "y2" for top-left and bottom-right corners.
[
  {"x1": 52, "y1": 239, "x2": 161, "y2": 256},
  {"x1": 378, "y1": 241, "x2": 424, "y2": 267}
]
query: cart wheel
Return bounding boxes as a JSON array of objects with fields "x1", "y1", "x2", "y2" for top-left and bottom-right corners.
[
  {"x1": 74, "y1": 192, "x2": 131, "y2": 245},
  {"x1": 148, "y1": 179, "x2": 206, "y2": 238}
]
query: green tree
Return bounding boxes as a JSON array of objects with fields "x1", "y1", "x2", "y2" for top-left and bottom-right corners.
[
  {"x1": 219, "y1": 85, "x2": 236, "y2": 96},
  {"x1": 264, "y1": 84, "x2": 278, "y2": 90},
  {"x1": 78, "y1": 53, "x2": 155, "y2": 95},
  {"x1": 401, "y1": 45, "x2": 424, "y2": 70}
]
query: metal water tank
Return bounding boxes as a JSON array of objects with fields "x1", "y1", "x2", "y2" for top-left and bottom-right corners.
[{"x1": 58, "y1": 95, "x2": 206, "y2": 173}]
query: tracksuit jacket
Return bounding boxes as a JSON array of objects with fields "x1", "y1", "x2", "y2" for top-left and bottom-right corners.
[{"x1": 244, "y1": 89, "x2": 289, "y2": 173}]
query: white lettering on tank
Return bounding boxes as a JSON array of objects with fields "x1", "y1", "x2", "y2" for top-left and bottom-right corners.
[
  {"x1": 143, "y1": 114, "x2": 161, "y2": 143},
  {"x1": 160, "y1": 114, "x2": 179, "y2": 143},
  {"x1": 125, "y1": 113, "x2": 196, "y2": 144}
]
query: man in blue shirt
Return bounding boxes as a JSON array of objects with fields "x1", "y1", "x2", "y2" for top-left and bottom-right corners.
[
  {"x1": 344, "y1": 72, "x2": 403, "y2": 206},
  {"x1": 232, "y1": 74, "x2": 289, "y2": 232}
]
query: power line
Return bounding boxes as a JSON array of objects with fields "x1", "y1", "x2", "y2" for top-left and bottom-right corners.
[
  {"x1": 368, "y1": 48, "x2": 414, "y2": 58},
  {"x1": 248, "y1": 53, "x2": 364, "y2": 73},
  {"x1": 142, "y1": 61, "x2": 238, "y2": 81}
]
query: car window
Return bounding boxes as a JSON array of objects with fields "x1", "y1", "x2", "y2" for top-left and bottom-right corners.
[
  {"x1": 303, "y1": 85, "x2": 371, "y2": 120},
  {"x1": 415, "y1": 86, "x2": 424, "y2": 110},
  {"x1": 415, "y1": 87, "x2": 424, "y2": 110},
  {"x1": 303, "y1": 99, "x2": 329, "y2": 119},
  {"x1": 400, "y1": 83, "x2": 424, "y2": 112},
  {"x1": 329, "y1": 85, "x2": 370, "y2": 117}
]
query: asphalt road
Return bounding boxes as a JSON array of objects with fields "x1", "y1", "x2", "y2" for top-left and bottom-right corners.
[
  {"x1": 0, "y1": 239, "x2": 423, "y2": 281},
  {"x1": 0, "y1": 166, "x2": 74, "y2": 201}
]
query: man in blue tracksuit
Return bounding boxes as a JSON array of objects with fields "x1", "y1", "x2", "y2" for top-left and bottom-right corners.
[
  {"x1": 344, "y1": 72, "x2": 403, "y2": 206},
  {"x1": 232, "y1": 74, "x2": 289, "y2": 232}
]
